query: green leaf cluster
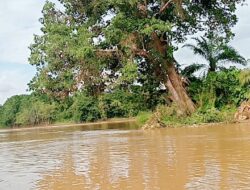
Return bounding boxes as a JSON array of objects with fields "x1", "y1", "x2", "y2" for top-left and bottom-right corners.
[{"x1": 188, "y1": 68, "x2": 249, "y2": 110}]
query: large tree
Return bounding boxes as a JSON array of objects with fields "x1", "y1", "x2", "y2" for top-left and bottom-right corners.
[{"x1": 29, "y1": 0, "x2": 245, "y2": 115}]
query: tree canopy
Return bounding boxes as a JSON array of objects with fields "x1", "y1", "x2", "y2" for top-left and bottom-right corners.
[{"x1": 29, "y1": 0, "x2": 246, "y2": 114}]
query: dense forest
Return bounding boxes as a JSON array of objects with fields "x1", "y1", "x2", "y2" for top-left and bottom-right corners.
[{"x1": 1, "y1": 0, "x2": 250, "y2": 128}]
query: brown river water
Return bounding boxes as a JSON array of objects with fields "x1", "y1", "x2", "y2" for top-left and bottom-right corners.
[{"x1": 1, "y1": 121, "x2": 250, "y2": 190}]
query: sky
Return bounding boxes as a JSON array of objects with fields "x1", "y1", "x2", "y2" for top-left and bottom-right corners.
[
  {"x1": 0, "y1": 0, "x2": 58, "y2": 105},
  {"x1": 0, "y1": 1, "x2": 250, "y2": 105}
]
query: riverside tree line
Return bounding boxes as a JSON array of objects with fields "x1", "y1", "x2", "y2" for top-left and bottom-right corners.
[{"x1": 1, "y1": 0, "x2": 250, "y2": 127}]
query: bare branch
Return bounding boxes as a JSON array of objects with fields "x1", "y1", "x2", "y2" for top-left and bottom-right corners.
[{"x1": 159, "y1": 0, "x2": 174, "y2": 14}]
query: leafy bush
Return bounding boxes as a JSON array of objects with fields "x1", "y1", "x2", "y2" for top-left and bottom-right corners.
[
  {"x1": 0, "y1": 95, "x2": 57, "y2": 127},
  {"x1": 153, "y1": 104, "x2": 235, "y2": 127},
  {"x1": 189, "y1": 68, "x2": 249, "y2": 109},
  {"x1": 98, "y1": 90, "x2": 147, "y2": 119},
  {"x1": 0, "y1": 95, "x2": 29, "y2": 127},
  {"x1": 1, "y1": 69, "x2": 246, "y2": 128},
  {"x1": 16, "y1": 100, "x2": 56, "y2": 126},
  {"x1": 136, "y1": 111, "x2": 152, "y2": 125},
  {"x1": 70, "y1": 93, "x2": 101, "y2": 122},
  {"x1": 198, "y1": 107, "x2": 224, "y2": 123}
]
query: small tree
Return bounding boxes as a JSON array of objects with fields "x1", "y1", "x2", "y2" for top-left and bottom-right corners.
[{"x1": 184, "y1": 36, "x2": 247, "y2": 74}]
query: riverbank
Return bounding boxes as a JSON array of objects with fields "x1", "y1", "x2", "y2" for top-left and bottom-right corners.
[
  {"x1": 0, "y1": 118, "x2": 136, "y2": 132},
  {"x1": 1, "y1": 114, "x2": 249, "y2": 133},
  {"x1": 141, "y1": 117, "x2": 250, "y2": 130},
  {"x1": 136, "y1": 105, "x2": 242, "y2": 129}
]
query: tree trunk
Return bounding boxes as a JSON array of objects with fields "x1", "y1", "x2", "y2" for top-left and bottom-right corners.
[
  {"x1": 150, "y1": 32, "x2": 196, "y2": 115},
  {"x1": 165, "y1": 62, "x2": 196, "y2": 115}
]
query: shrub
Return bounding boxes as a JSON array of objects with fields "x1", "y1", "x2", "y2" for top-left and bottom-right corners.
[
  {"x1": 198, "y1": 107, "x2": 224, "y2": 123},
  {"x1": 70, "y1": 93, "x2": 101, "y2": 122},
  {"x1": 16, "y1": 101, "x2": 56, "y2": 126},
  {"x1": 136, "y1": 111, "x2": 152, "y2": 125},
  {"x1": 98, "y1": 90, "x2": 147, "y2": 118},
  {"x1": 0, "y1": 95, "x2": 29, "y2": 127},
  {"x1": 189, "y1": 68, "x2": 249, "y2": 109},
  {"x1": 153, "y1": 104, "x2": 236, "y2": 127}
]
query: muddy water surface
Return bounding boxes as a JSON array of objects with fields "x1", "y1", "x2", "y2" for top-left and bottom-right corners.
[{"x1": 1, "y1": 122, "x2": 250, "y2": 190}]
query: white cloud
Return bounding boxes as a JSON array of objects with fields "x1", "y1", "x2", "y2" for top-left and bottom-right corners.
[
  {"x1": 0, "y1": 0, "x2": 44, "y2": 65},
  {"x1": 0, "y1": 0, "x2": 60, "y2": 65},
  {"x1": 0, "y1": 0, "x2": 59, "y2": 104},
  {"x1": 0, "y1": 68, "x2": 33, "y2": 105}
]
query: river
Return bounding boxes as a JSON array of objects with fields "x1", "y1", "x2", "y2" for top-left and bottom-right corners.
[{"x1": 0, "y1": 121, "x2": 250, "y2": 190}]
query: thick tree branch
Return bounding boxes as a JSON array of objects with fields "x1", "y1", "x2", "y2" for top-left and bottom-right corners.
[
  {"x1": 159, "y1": 0, "x2": 174, "y2": 14},
  {"x1": 134, "y1": 49, "x2": 149, "y2": 58}
]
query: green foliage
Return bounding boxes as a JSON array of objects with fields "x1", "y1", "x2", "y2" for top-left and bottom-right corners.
[
  {"x1": 189, "y1": 68, "x2": 248, "y2": 109},
  {"x1": 0, "y1": 95, "x2": 27, "y2": 127},
  {"x1": 197, "y1": 108, "x2": 224, "y2": 123},
  {"x1": 137, "y1": 61, "x2": 168, "y2": 110},
  {"x1": 136, "y1": 111, "x2": 152, "y2": 125},
  {"x1": 118, "y1": 61, "x2": 138, "y2": 86},
  {"x1": 0, "y1": 95, "x2": 56, "y2": 127},
  {"x1": 0, "y1": 88, "x2": 156, "y2": 128},
  {"x1": 239, "y1": 69, "x2": 250, "y2": 85},
  {"x1": 155, "y1": 104, "x2": 236, "y2": 127},
  {"x1": 99, "y1": 89, "x2": 147, "y2": 119},
  {"x1": 197, "y1": 107, "x2": 236, "y2": 123},
  {"x1": 29, "y1": 0, "x2": 245, "y2": 101},
  {"x1": 0, "y1": 69, "x2": 248, "y2": 128},
  {"x1": 16, "y1": 99, "x2": 56, "y2": 126},
  {"x1": 70, "y1": 93, "x2": 101, "y2": 122},
  {"x1": 141, "y1": 18, "x2": 171, "y2": 35},
  {"x1": 184, "y1": 35, "x2": 246, "y2": 73},
  {"x1": 2, "y1": 3, "x2": 250, "y2": 129},
  {"x1": 0, "y1": 105, "x2": 3, "y2": 128},
  {"x1": 53, "y1": 98, "x2": 73, "y2": 123},
  {"x1": 140, "y1": 68, "x2": 249, "y2": 127}
]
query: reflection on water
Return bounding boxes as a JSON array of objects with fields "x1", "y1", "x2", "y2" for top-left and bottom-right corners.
[{"x1": 1, "y1": 122, "x2": 250, "y2": 190}]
